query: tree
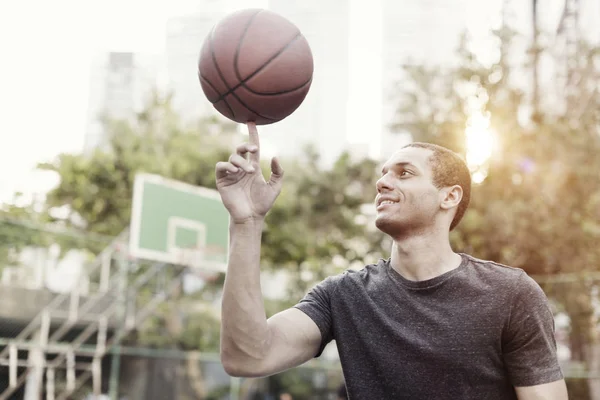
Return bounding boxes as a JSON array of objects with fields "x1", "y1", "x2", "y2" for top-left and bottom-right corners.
[
  {"x1": 262, "y1": 146, "x2": 388, "y2": 304},
  {"x1": 0, "y1": 193, "x2": 108, "y2": 280},
  {"x1": 392, "y1": 22, "x2": 600, "y2": 397},
  {"x1": 38, "y1": 91, "x2": 387, "y2": 352},
  {"x1": 35, "y1": 93, "x2": 239, "y2": 357},
  {"x1": 39, "y1": 93, "x2": 239, "y2": 243},
  {"x1": 0, "y1": 197, "x2": 47, "y2": 272}
]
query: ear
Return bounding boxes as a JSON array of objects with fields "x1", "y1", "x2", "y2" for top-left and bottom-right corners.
[{"x1": 439, "y1": 185, "x2": 463, "y2": 211}]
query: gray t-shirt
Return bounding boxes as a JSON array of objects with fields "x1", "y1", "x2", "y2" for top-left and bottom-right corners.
[{"x1": 294, "y1": 253, "x2": 563, "y2": 399}]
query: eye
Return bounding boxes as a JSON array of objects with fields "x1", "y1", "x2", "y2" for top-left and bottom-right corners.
[{"x1": 400, "y1": 170, "x2": 411, "y2": 177}]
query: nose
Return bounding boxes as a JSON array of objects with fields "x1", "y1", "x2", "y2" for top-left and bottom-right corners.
[{"x1": 376, "y1": 173, "x2": 394, "y2": 193}]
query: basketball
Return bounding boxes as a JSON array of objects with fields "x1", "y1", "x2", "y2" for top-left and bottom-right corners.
[{"x1": 198, "y1": 8, "x2": 314, "y2": 125}]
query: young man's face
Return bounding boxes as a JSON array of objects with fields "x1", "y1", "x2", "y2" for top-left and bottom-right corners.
[{"x1": 374, "y1": 147, "x2": 443, "y2": 237}]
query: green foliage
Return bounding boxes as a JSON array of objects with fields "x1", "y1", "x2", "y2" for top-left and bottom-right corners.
[
  {"x1": 178, "y1": 309, "x2": 222, "y2": 351},
  {"x1": 0, "y1": 194, "x2": 108, "y2": 272},
  {"x1": 131, "y1": 306, "x2": 221, "y2": 353},
  {"x1": 394, "y1": 28, "x2": 600, "y2": 276},
  {"x1": 31, "y1": 91, "x2": 386, "y2": 351},
  {"x1": 262, "y1": 146, "x2": 387, "y2": 301},
  {"x1": 0, "y1": 198, "x2": 47, "y2": 270},
  {"x1": 31, "y1": 93, "x2": 239, "y2": 351},
  {"x1": 39, "y1": 93, "x2": 238, "y2": 245}
]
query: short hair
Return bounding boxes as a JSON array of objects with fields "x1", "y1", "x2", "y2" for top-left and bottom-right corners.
[{"x1": 402, "y1": 142, "x2": 472, "y2": 231}]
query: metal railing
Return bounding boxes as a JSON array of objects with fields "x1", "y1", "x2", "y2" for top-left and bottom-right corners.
[{"x1": 0, "y1": 229, "x2": 189, "y2": 399}]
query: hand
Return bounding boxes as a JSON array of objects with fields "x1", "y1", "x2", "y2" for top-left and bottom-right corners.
[{"x1": 215, "y1": 122, "x2": 284, "y2": 223}]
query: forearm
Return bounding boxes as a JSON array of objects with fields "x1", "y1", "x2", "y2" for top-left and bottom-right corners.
[{"x1": 220, "y1": 218, "x2": 271, "y2": 367}]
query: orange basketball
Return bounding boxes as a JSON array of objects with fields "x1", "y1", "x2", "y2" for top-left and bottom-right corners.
[{"x1": 198, "y1": 8, "x2": 314, "y2": 125}]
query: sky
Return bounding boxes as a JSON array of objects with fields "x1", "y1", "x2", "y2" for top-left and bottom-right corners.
[
  {"x1": 0, "y1": 0, "x2": 583, "y2": 205},
  {"x1": 0, "y1": 0, "x2": 586, "y2": 293},
  {"x1": 0, "y1": 0, "x2": 271, "y2": 290},
  {"x1": 0, "y1": 0, "x2": 267, "y2": 203},
  {"x1": 0, "y1": 0, "x2": 478, "y2": 203}
]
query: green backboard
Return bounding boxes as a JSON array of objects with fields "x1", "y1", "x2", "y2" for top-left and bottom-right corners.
[{"x1": 129, "y1": 173, "x2": 229, "y2": 272}]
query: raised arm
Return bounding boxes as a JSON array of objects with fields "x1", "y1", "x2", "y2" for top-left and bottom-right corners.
[
  {"x1": 216, "y1": 123, "x2": 322, "y2": 377},
  {"x1": 515, "y1": 380, "x2": 568, "y2": 400}
]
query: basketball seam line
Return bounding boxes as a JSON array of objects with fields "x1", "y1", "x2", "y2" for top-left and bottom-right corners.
[
  {"x1": 200, "y1": 74, "x2": 231, "y2": 113},
  {"x1": 199, "y1": 65, "x2": 312, "y2": 104},
  {"x1": 202, "y1": 73, "x2": 312, "y2": 99},
  {"x1": 208, "y1": 10, "x2": 277, "y2": 121},
  {"x1": 208, "y1": 25, "x2": 237, "y2": 119},
  {"x1": 202, "y1": 32, "x2": 304, "y2": 101},
  {"x1": 232, "y1": 32, "x2": 304, "y2": 96},
  {"x1": 242, "y1": 76, "x2": 312, "y2": 96},
  {"x1": 201, "y1": 10, "x2": 270, "y2": 105}
]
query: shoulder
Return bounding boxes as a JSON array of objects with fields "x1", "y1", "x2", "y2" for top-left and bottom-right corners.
[
  {"x1": 460, "y1": 253, "x2": 546, "y2": 301},
  {"x1": 312, "y1": 259, "x2": 389, "y2": 293},
  {"x1": 460, "y1": 253, "x2": 527, "y2": 284}
]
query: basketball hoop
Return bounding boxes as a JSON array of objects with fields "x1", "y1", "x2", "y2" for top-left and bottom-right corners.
[
  {"x1": 128, "y1": 173, "x2": 230, "y2": 270},
  {"x1": 174, "y1": 244, "x2": 226, "y2": 282}
]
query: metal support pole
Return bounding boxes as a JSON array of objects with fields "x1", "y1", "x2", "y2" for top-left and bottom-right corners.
[
  {"x1": 68, "y1": 283, "x2": 80, "y2": 322},
  {"x1": 109, "y1": 256, "x2": 128, "y2": 400},
  {"x1": 66, "y1": 350, "x2": 75, "y2": 393},
  {"x1": 125, "y1": 290, "x2": 136, "y2": 330},
  {"x1": 108, "y1": 344, "x2": 121, "y2": 400},
  {"x1": 24, "y1": 331, "x2": 45, "y2": 400},
  {"x1": 92, "y1": 357, "x2": 102, "y2": 396},
  {"x1": 46, "y1": 368, "x2": 55, "y2": 400},
  {"x1": 100, "y1": 251, "x2": 111, "y2": 292},
  {"x1": 23, "y1": 313, "x2": 51, "y2": 399},
  {"x1": 96, "y1": 317, "x2": 108, "y2": 356},
  {"x1": 229, "y1": 377, "x2": 240, "y2": 400},
  {"x1": 8, "y1": 344, "x2": 16, "y2": 388},
  {"x1": 40, "y1": 311, "x2": 50, "y2": 348}
]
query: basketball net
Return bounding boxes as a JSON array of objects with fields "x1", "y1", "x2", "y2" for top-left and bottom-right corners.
[{"x1": 175, "y1": 244, "x2": 226, "y2": 282}]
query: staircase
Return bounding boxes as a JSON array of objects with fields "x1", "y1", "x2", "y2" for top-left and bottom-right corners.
[{"x1": 0, "y1": 230, "x2": 187, "y2": 399}]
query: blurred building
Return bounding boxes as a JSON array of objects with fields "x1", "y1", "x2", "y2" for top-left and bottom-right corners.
[
  {"x1": 165, "y1": 0, "x2": 268, "y2": 123},
  {"x1": 83, "y1": 51, "x2": 163, "y2": 153},
  {"x1": 165, "y1": 0, "x2": 352, "y2": 167},
  {"x1": 165, "y1": 1, "x2": 229, "y2": 123},
  {"x1": 82, "y1": 0, "x2": 600, "y2": 162},
  {"x1": 164, "y1": 0, "x2": 463, "y2": 165},
  {"x1": 259, "y1": 0, "x2": 350, "y2": 167}
]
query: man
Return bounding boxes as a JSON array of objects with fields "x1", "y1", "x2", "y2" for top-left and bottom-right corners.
[{"x1": 215, "y1": 123, "x2": 568, "y2": 399}]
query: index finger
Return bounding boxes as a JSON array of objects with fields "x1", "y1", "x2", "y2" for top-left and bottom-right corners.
[{"x1": 247, "y1": 121, "x2": 260, "y2": 164}]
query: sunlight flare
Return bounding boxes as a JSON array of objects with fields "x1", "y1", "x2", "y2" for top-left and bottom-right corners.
[{"x1": 464, "y1": 93, "x2": 495, "y2": 184}]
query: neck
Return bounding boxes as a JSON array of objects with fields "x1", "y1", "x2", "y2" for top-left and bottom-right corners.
[{"x1": 389, "y1": 229, "x2": 462, "y2": 281}]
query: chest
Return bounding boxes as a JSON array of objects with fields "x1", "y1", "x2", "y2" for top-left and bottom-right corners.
[
  {"x1": 332, "y1": 281, "x2": 507, "y2": 357},
  {"x1": 331, "y1": 276, "x2": 514, "y2": 398}
]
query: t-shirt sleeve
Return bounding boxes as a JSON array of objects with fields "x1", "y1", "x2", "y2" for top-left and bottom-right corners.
[
  {"x1": 502, "y1": 271, "x2": 564, "y2": 387},
  {"x1": 293, "y1": 276, "x2": 338, "y2": 357}
]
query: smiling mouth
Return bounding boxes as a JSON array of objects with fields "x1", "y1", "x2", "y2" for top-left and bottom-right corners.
[{"x1": 376, "y1": 200, "x2": 399, "y2": 210}]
